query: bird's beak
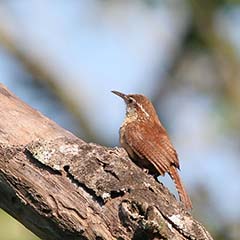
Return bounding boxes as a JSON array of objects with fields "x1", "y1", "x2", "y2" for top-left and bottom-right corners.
[{"x1": 111, "y1": 90, "x2": 128, "y2": 102}]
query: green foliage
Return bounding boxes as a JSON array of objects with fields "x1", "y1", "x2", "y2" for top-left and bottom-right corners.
[{"x1": 0, "y1": 210, "x2": 39, "y2": 240}]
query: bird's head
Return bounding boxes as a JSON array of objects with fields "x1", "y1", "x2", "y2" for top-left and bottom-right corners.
[{"x1": 112, "y1": 90, "x2": 158, "y2": 122}]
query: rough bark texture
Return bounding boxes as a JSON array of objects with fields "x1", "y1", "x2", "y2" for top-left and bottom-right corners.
[{"x1": 0, "y1": 83, "x2": 213, "y2": 240}]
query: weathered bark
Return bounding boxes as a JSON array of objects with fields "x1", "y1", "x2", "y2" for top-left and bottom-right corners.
[{"x1": 0, "y1": 83, "x2": 213, "y2": 240}]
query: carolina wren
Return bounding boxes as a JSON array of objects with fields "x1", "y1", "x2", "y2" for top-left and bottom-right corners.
[{"x1": 112, "y1": 90, "x2": 192, "y2": 210}]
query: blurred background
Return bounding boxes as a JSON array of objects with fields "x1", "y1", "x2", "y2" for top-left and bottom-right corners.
[{"x1": 0, "y1": 0, "x2": 239, "y2": 239}]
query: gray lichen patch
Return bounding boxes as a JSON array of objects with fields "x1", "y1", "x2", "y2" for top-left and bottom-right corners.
[
  {"x1": 168, "y1": 213, "x2": 213, "y2": 240},
  {"x1": 26, "y1": 137, "x2": 81, "y2": 171},
  {"x1": 25, "y1": 138, "x2": 132, "y2": 201}
]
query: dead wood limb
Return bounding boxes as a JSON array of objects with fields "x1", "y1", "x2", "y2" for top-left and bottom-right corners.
[{"x1": 0, "y1": 83, "x2": 213, "y2": 240}]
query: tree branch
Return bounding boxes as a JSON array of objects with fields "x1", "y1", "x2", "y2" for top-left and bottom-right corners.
[{"x1": 0, "y1": 83, "x2": 213, "y2": 240}]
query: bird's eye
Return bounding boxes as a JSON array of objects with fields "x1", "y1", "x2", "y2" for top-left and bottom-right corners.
[{"x1": 128, "y1": 98, "x2": 134, "y2": 104}]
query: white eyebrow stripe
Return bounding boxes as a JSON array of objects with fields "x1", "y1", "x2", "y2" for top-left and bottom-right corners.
[{"x1": 136, "y1": 102, "x2": 150, "y2": 118}]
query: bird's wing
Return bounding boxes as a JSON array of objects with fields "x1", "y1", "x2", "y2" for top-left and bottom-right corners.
[{"x1": 124, "y1": 122, "x2": 179, "y2": 175}]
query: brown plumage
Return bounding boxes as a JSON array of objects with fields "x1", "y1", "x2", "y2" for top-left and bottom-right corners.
[{"x1": 112, "y1": 90, "x2": 192, "y2": 210}]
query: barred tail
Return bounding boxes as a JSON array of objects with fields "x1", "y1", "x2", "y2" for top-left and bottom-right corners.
[{"x1": 169, "y1": 166, "x2": 192, "y2": 210}]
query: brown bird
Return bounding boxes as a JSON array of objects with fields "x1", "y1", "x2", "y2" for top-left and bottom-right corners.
[{"x1": 112, "y1": 90, "x2": 192, "y2": 210}]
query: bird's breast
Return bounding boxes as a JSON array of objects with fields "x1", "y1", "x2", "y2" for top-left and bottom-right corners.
[{"x1": 119, "y1": 120, "x2": 136, "y2": 159}]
